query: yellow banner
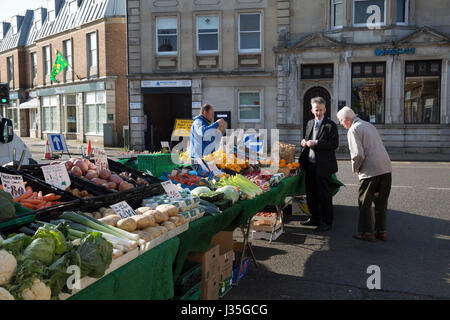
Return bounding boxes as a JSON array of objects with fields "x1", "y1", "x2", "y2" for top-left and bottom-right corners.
[{"x1": 173, "y1": 119, "x2": 194, "y2": 137}]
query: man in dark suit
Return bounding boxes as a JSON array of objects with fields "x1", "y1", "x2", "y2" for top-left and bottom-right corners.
[{"x1": 299, "y1": 97, "x2": 339, "y2": 232}]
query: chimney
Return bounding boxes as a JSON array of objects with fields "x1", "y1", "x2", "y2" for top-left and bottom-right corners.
[
  {"x1": 34, "y1": 7, "x2": 48, "y2": 29},
  {"x1": 0, "y1": 22, "x2": 10, "y2": 39},
  {"x1": 10, "y1": 15, "x2": 24, "y2": 34},
  {"x1": 46, "y1": 0, "x2": 64, "y2": 22}
]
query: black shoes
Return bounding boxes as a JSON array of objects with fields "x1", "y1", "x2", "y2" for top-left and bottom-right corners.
[{"x1": 314, "y1": 224, "x2": 331, "y2": 232}]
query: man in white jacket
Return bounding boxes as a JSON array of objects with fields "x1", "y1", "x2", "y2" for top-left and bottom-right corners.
[{"x1": 337, "y1": 107, "x2": 392, "y2": 242}]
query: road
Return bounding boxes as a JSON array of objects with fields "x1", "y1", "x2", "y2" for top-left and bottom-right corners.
[{"x1": 225, "y1": 161, "x2": 450, "y2": 300}]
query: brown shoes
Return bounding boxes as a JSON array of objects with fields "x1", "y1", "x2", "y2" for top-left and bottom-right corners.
[
  {"x1": 353, "y1": 232, "x2": 376, "y2": 242},
  {"x1": 376, "y1": 231, "x2": 387, "y2": 241}
]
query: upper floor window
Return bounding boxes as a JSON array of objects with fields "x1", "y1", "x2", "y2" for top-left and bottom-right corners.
[
  {"x1": 197, "y1": 15, "x2": 219, "y2": 54},
  {"x1": 87, "y1": 32, "x2": 97, "y2": 68},
  {"x1": 353, "y1": 0, "x2": 386, "y2": 27},
  {"x1": 31, "y1": 53, "x2": 37, "y2": 81},
  {"x1": 238, "y1": 13, "x2": 261, "y2": 53},
  {"x1": 395, "y1": 0, "x2": 408, "y2": 25},
  {"x1": 63, "y1": 39, "x2": 73, "y2": 81},
  {"x1": 331, "y1": 0, "x2": 344, "y2": 29},
  {"x1": 6, "y1": 56, "x2": 13, "y2": 85},
  {"x1": 156, "y1": 17, "x2": 178, "y2": 55},
  {"x1": 43, "y1": 46, "x2": 51, "y2": 77}
]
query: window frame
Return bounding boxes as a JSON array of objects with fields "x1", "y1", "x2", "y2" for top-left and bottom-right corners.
[
  {"x1": 43, "y1": 45, "x2": 52, "y2": 79},
  {"x1": 156, "y1": 16, "x2": 178, "y2": 56},
  {"x1": 238, "y1": 13, "x2": 262, "y2": 54},
  {"x1": 84, "y1": 91, "x2": 106, "y2": 135},
  {"x1": 62, "y1": 94, "x2": 77, "y2": 134},
  {"x1": 42, "y1": 95, "x2": 58, "y2": 133},
  {"x1": 6, "y1": 56, "x2": 14, "y2": 86},
  {"x1": 31, "y1": 52, "x2": 38, "y2": 83},
  {"x1": 331, "y1": 0, "x2": 344, "y2": 29},
  {"x1": 196, "y1": 15, "x2": 220, "y2": 55},
  {"x1": 63, "y1": 38, "x2": 73, "y2": 82},
  {"x1": 87, "y1": 31, "x2": 98, "y2": 70},
  {"x1": 395, "y1": 0, "x2": 409, "y2": 26},
  {"x1": 352, "y1": 0, "x2": 387, "y2": 28},
  {"x1": 238, "y1": 90, "x2": 262, "y2": 123}
]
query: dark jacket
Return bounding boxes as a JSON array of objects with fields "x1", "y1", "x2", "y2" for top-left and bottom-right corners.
[{"x1": 299, "y1": 117, "x2": 339, "y2": 177}]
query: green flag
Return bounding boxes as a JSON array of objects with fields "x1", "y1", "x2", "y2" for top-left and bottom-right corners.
[{"x1": 50, "y1": 51, "x2": 69, "y2": 82}]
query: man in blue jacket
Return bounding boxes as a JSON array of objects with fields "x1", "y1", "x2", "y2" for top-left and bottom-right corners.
[{"x1": 190, "y1": 104, "x2": 226, "y2": 161}]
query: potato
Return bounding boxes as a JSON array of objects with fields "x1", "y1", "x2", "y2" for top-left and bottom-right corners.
[
  {"x1": 80, "y1": 190, "x2": 90, "y2": 198},
  {"x1": 130, "y1": 215, "x2": 156, "y2": 229},
  {"x1": 142, "y1": 210, "x2": 159, "y2": 218},
  {"x1": 71, "y1": 188, "x2": 81, "y2": 197},
  {"x1": 132, "y1": 230, "x2": 155, "y2": 242},
  {"x1": 142, "y1": 227, "x2": 162, "y2": 238},
  {"x1": 135, "y1": 207, "x2": 152, "y2": 215},
  {"x1": 178, "y1": 215, "x2": 187, "y2": 225},
  {"x1": 119, "y1": 181, "x2": 134, "y2": 191},
  {"x1": 83, "y1": 212, "x2": 94, "y2": 218},
  {"x1": 155, "y1": 204, "x2": 179, "y2": 217},
  {"x1": 93, "y1": 212, "x2": 102, "y2": 220},
  {"x1": 156, "y1": 225, "x2": 169, "y2": 234},
  {"x1": 103, "y1": 209, "x2": 117, "y2": 217},
  {"x1": 153, "y1": 210, "x2": 169, "y2": 224},
  {"x1": 169, "y1": 216, "x2": 185, "y2": 227},
  {"x1": 99, "y1": 215, "x2": 121, "y2": 227},
  {"x1": 117, "y1": 218, "x2": 137, "y2": 232},
  {"x1": 99, "y1": 207, "x2": 108, "y2": 214},
  {"x1": 161, "y1": 221, "x2": 176, "y2": 231}
]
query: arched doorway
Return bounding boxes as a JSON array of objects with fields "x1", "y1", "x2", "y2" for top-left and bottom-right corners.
[{"x1": 303, "y1": 87, "x2": 331, "y2": 138}]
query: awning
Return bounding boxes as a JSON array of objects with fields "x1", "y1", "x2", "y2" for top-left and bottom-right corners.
[{"x1": 20, "y1": 98, "x2": 39, "y2": 109}]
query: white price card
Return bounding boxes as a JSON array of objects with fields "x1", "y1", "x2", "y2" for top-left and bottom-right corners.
[
  {"x1": 207, "y1": 161, "x2": 222, "y2": 176},
  {"x1": 0, "y1": 173, "x2": 26, "y2": 199},
  {"x1": 161, "y1": 141, "x2": 170, "y2": 149},
  {"x1": 110, "y1": 201, "x2": 137, "y2": 219},
  {"x1": 93, "y1": 149, "x2": 109, "y2": 172},
  {"x1": 41, "y1": 163, "x2": 71, "y2": 190},
  {"x1": 161, "y1": 180, "x2": 182, "y2": 200}
]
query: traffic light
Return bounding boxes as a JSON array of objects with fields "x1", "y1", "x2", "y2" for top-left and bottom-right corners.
[{"x1": 0, "y1": 83, "x2": 10, "y2": 105}]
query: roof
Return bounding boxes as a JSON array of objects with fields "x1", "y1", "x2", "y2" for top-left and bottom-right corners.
[{"x1": 0, "y1": 0, "x2": 125, "y2": 53}]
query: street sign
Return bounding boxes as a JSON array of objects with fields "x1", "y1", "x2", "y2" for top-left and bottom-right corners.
[{"x1": 48, "y1": 133, "x2": 68, "y2": 153}]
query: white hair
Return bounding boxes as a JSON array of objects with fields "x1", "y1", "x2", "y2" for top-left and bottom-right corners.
[{"x1": 337, "y1": 106, "x2": 356, "y2": 121}]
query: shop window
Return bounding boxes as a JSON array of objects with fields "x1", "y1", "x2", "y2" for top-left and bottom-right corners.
[
  {"x1": 84, "y1": 91, "x2": 106, "y2": 135},
  {"x1": 238, "y1": 13, "x2": 261, "y2": 53},
  {"x1": 156, "y1": 17, "x2": 178, "y2": 55},
  {"x1": 351, "y1": 62, "x2": 385, "y2": 124},
  {"x1": 197, "y1": 15, "x2": 219, "y2": 54},
  {"x1": 301, "y1": 64, "x2": 334, "y2": 79},
  {"x1": 42, "y1": 96, "x2": 58, "y2": 132},
  {"x1": 63, "y1": 95, "x2": 77, "y2": 133},
  {"x1": 395, "y1": 0, "x2": 408, "y2": 25},
  {"x1": 404, "y1": 61, "x2": 441, "y2": 124},
  {"x1": 353, "y1": 0, "x2": 385, "y2": 27},
  {"x1": 331, "y1": 0, "x2": 344, "y2": 29},
  {"x1": 7, "y1": 104, "x2": 18, "y2": 130},
  {"x1": 239, "y1": 91, "x2": 261, "y2": 122}
]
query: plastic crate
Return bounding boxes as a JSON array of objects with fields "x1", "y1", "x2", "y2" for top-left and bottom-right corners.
[
  {"x1": 173, "y1": 282, "x2": 201, "y2": 301},
  {"x1": 137, "y1": 154, "x2": 179, "y2": 178},
  {"x1": 174, "y1": 261, "x2": 202, "y2": 297},
  {"x1": 0, "y1": 203, "x2": 36, "y2": 234}
]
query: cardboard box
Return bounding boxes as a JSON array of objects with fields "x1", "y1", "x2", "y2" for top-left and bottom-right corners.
[
  {"x1": 219, "y1": 276, "x2": 233, "y2": 298},
  {"x1": 211, "y1": 231, "x2": 233, "y2": 253},
  {"x1": 219, "y1": 250, "x2": 234, "y2": 281},
  {"x1": 252, "y1": 227, "x2": 283, "y2": 241},
  {"x1": 251, "y1": 217, "x2": 282, "y2": 232},
  {"x1": 200, "y1": 274, "x2": 219, "y2": 300},
  {"x1": 187, "y1": 244, "x2": 220, "y2": 282}
]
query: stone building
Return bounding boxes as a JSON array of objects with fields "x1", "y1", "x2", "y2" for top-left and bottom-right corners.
[
  {"x1": 127, "y1": 0, "x2": 450, "y2": 155},
  {"x1": 0, "y1": 0, "x2": 128, "y2": 147}
]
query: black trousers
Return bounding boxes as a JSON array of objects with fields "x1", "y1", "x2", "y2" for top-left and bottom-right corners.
[{"x1": 305, "y1": 163, "x2": 334, "y2": 227}]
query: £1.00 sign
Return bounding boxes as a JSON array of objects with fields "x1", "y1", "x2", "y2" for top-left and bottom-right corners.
[{"x1": 0, "y1": 173, "x2": 26, "y2": 199}]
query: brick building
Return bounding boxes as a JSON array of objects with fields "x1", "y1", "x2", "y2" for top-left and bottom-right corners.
[{"x1": 0, "y1": 0, "x2": 128, "y2": 147}]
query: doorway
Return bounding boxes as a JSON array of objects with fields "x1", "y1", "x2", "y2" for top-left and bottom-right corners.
[
  {"x1": 143, "y1": 93, "x2": 192, "y2": 151},
  {"x1": 303, "y1": 87, "x2": 331, "y2": 137}
]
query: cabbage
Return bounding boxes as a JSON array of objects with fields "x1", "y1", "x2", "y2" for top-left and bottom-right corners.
[
  {"x1": 23, "y1": 237, "x2": 56, "y2": 266},
  {"x1": 216, "y1": 186, "x2": 240, "y2": 204},
  {"x1": 191, "y1": 187, "x2": 211, "y2": 197}
]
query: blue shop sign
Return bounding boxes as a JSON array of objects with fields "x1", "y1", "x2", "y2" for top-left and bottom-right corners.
[{"x1": 374, "y1": 48, "x2": 416, "y2": 56}]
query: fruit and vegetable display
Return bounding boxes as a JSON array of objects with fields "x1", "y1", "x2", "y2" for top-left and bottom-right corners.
[
  {"x1": 0, "y1": 222, "x2": 113, "y2": 300},
  {"x1": 0, "y1": 184, "x2": 64, "y2": 211}
]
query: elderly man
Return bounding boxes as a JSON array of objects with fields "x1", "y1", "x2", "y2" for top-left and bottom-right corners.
[
  {"x1": 190, "y1": 104, "x2": 226, "y2": 161},
  {"x1": 337, "y1": 106, "x2": 392, "y2": 242},
  {"x1": 299, "y1": 97, "x2": 339, "y2": 232}
]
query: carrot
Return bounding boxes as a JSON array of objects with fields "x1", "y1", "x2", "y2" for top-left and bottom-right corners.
[
  {"x1": 43, "y1": 193, "x2": 57, "y2": 202},
  {"x1": 32, "y1": 192, "x2": 38, "y2": 199},
  {"x1": 35, "y1": 201, "x2": 48, "y2": 210},
  {"x1": 20, "y1": 202, "x2": 34, "y2": 209},
  {"x1": 23, "y1": 182, "x2": 27, "y2": 186},
  {"x1": 37, "y1": 191, "x2": 43, "y2": 200},
  {"x1": 26, "y1": 186, "x2": 33, "y2": 192},
  {"x1": 0, "y1": 185, "x2": 3, "y2": 190},
  {"x1": 20, "y1": 199, "x2": 44, "y2": 206},
  {"x1": 14, "y1": 190, "x2": 33, "y2": 202},
  {"x1": 53, "y1": 195, "x2": 62, "y2": 201}
]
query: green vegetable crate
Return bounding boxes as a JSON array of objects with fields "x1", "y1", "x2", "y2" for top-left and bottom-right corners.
[
  {"x1": 173, "y1": 282, "x2": 201, "y2": 301},
  {"x1": 137, "y1": 154, "x2": 179, "y2": 178},
  {"x1": 174, "y1": 261, "x2": 202, "y2": 297}
]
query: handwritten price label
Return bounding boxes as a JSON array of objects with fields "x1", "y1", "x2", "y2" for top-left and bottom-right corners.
[
  {"x1": 110, "y1": 201, "x2": 136, "y2": 219},
  {"x1": 94, "y1": 149, "x2": 109, "y2": 172},
  {"x1": 41, "y1": 163, "x2": 71, "y2": 190},
  {"x1": 0, "y1": 173, "x2": 26, "y2": 199},
  {"x1": 161, "y1": 180, "x2": 182, "y2": 200}
]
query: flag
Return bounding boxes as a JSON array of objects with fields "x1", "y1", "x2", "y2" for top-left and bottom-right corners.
[{"x1": 50, "y1": 51, "x2": 69, "y2": 82}]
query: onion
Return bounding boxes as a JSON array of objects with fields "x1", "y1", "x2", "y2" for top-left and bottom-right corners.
[
  {"x1": 99, "y1": 169, "x2": 112, "y2": 180},
  {"x1": 92, "y1": 178, "x2": 108, "y2": 186},
  {"x1": 71, "y1": 166, "x2": 83, "y2": 177},
  {"x1": 64, "y1": 161, "x2": 74, "y2": 171},
  {"x1": 85, "y1": 170, "x2": 99, "y2": 180},
  {"x1": 74, "y1": 159, "x2": 89, "y2": 173},
  {"x1": 103, "y1": 182, "x2": 118, "y2": 190},
  {"x1": 109, "y1": 174, "x2": 124, "y2": 185},
  {"x1": 88, "y1": 163, "x2": 97, "y2": 171}
]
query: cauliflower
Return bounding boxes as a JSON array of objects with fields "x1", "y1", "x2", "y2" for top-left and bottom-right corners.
[
  {"x1": 0, "y1": 249, "x2": 17, "y2": 286},
  {"x1": 0, "y1": 287, "x2": 15, "y2": 300},
  {"x1": 21, "y1": 278, "x2": 51, "y2": 300}
]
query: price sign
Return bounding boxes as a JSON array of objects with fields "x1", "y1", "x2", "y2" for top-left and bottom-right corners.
[
  {"x1": 0, "y1": 173, "x2": 26, "y2": 199},
  {"x1": 93, "y1": 149, "x2": 109, "y2": 172},
  {"x1": 161, "y1": 180, "x2": 182, "y2": 200},
  {"x1": 207, "y1": 161, "x2": 222, "y2": 176},
  {"x1": 110, "y1": 201, "x2": 136, "y2": 219},
  {"x1": 41, "y1": 163, "x2": 71, "y2": 190}
]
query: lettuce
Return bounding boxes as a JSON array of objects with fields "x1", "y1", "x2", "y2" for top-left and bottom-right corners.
[
  {"x1": 0, "y1": 233, "x2": 32, "y2": 256},
  {"x1": 77, "y1": 232, "x2": 113, "y2": 279},
  {"x1": 47, "y1": 249, "x2": 81, "y2": 298},
  {"x1": 23, "y1": 237, "x2": 56, "y2": 266},
  {"x1": 33, "y1": 224, "x2": 68, "y2": 255}
]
